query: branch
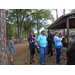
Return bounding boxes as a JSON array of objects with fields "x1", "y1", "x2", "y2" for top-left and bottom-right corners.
[
  {"x1": 19, "y1": 9, "x2": 22, "y2": 13},
  {"x1": 21, "y1": 10, "x2": 26, "y2": 26},
  {"x1": 25, "y1": 11, "x2": 43, "y2": 17}
]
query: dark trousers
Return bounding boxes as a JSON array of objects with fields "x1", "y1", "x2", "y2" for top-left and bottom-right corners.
[
  {"x1": 48, "y1": 44, "x2": 53, "y2": 56},
  {"x1": 63, "y1": 41, "x2": 67, "y2": 47},
  {"x1": 56, "y1": 48, "x2": 61, "y2": 63}
]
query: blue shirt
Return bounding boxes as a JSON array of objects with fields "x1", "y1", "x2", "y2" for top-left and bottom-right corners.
[
  {"x1": 37, "y1": 34, "x2": 47, "y2": 47},
  {"x1": 54, "y1": 36, "x2": 62, "y2": 48},
  {"x1": 28, "y1": 37, "x2": 35, "y2": 49},
  {"x1": 8, "y1": 40, "x2": 14, "y2": 49}
]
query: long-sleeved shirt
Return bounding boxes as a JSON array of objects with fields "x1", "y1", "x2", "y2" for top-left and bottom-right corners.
[
  {"x1": 47, "y1": 33, "x2": 53, "y2": 44},
  {"x1": 54, "y1": 36, "x2": 62, "y2": 48}
]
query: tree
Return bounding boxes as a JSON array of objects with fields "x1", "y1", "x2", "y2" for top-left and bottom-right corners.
[
  {"x1": 32, "y1": 9, "x2": 54, "y2": 36},
  {"x1": 6, "y1": 9, "x2": 54, "y2": 42},
  {"x1": 0, "y1": 9, "x2": 8, "y2": 65},
  {"x1": 71, "y1": 9, "x2": 75, "y2": 12}
]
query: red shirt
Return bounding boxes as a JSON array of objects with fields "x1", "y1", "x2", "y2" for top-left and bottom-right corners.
[{"x1": 61, "y1": 37, "x2": 64, "y2": 43}]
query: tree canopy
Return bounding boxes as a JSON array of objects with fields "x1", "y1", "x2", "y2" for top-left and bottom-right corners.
[{"x1": 6, "y1": 9, "x2": 54, "y2": 42}]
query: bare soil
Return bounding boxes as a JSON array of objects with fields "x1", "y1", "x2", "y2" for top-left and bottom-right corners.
[{"x1": 7, "y1": 40, "x2": 65, "y2": 65}]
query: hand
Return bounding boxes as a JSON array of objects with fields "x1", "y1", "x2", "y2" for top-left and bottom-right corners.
[
  {"x1": 49, "y1": 38, "x2": 50, "y2": 40},
  {"x1": 11, "y1": 49, "x2": 12, "y2": 50},
  {"x1": 62, "y1": 36, "x2": 64, "y2": 38},
  {"x1": 39, "y1": 45, "x2": 41, "y2": 47},
  {"x1": 32, "y1": 41, "x2": 36, "y2": 43}
]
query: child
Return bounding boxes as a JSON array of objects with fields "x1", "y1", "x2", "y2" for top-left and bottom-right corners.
[
  {"x1": 33, "y1": 34, "x2": 40, "y2": 53},
  {"x1": 62, "y1": 42, "x2": 75, "y2": 65}
]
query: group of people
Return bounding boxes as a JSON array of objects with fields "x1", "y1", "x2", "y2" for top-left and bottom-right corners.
[
  {"x1": 28, "y1": 30, "x2": 62, "y2": 65},
  {"x1": 8, "y1": 30, "x2": 75, "y2": 65}
]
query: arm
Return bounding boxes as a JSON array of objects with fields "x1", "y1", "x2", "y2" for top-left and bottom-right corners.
[
  {"x1": 37, "y1": 35, "x2": 41, "y2": 47},
  {"x1": 37, "y1": 41, "x2": 41, "y2": 47},
  {"x1": 8, "y1": 41, "x2": 12, "y2": 50},
  {"x1": 29, "y1": 41, "x2": 36, "y2": 44},
  {"x1": 62, "y1": 53, "x2": 68, "y2": 60},
  {"x1": 48, "y1": 34, "x2": 50, "y2": 40},
  {"x1": 8, "y1": 45, "x2": 12, "y2": 50}
]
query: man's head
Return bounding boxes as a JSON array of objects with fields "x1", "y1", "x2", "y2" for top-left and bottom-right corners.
[
  {"x1": 10, "y1": 36, "x2": 14, "y2": 40},
  {"x1": 41, "y1": 30, "x2": 45, "y2": 35},
  {"x1": 47, "y1": 30, "x2": 50, "y2": 34},
  {"x1": 55, "y1": 32, "x2": 59, "y2": 36},
  {"x1": 30, "y1": 33, "x2": 33, "y2": 37}
]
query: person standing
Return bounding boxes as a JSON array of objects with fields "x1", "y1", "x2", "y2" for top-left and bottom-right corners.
[
  {"x1": 47, "y1": 30, "x2": 53, "y2": 57},
  {"x1": 54, "y1": 32, "x2": 63, "y2": 65},
  {"x1": 28, "y1": 33, "x2": 36, "y2": 65},
  {"x1": 33, "y1": 34, "x2": 40, "y2": 53},
  {"x1": 37, "y1": 30, "x2": 47, "y2": 65},
  {"x1": 8, "y1": 36, "x2": 15, "y2": 65}
]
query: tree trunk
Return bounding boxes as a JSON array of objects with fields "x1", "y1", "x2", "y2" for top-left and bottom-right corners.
[
  {"x1": 20, "y1": 10, "x2": 26, "y2": 42},
  {"x1": 15, "y1": 25, "x2": 17, "y2": 41},
  {"x1": 25, "y1": 31, "x2": 26, "y2": 40},
  {"x1": 22, "y1": 30, "x2": 23, "y2": 40},
  {"x1": 63, "y1": 9, "x2": 65, "y2": 36},
  {"x1": 16, "y1": 9, "x2": 20, "y2": 42},
  {"x1": 27, "y1": 29, "x2": 29, "y2": 38},
  {"x1": 0, "y1": 9, "x2": 8, "y2": 65},
  {"x1": 6, "y1": 29, "x2": 8, "y2": 40},
  {"x1": 56, "y1": 9, "x2": 58, "y2": 19},
  {"x1": 37, "y1": 19, "x2": 39, "y2": 37}
]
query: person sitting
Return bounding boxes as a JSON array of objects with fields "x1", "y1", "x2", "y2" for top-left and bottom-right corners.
[
  {"x1": 63, "y1": 35, "x2": 73, "y2": 47},
  {"x1": 63, "y1": 35, "x2": 67, "y2": 47},
  {"x1": 62, "y1": 42, "x2": 75, "y2": 65}
]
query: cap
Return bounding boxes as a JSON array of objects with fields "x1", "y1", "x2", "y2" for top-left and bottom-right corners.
[
  {"x1": 41, "y1": 30, "x2": 45, "y2": 32},
  {"x1": 33, "y1": 34, "x2": 36, "y2": 37},
  {"x1": 48, "y1": 30, "x2": 50, "y2": 32}
]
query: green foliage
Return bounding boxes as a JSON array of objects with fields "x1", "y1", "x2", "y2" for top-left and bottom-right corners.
[{"x1": 6, "y1": 9, "x2": 54, "y2": 40}]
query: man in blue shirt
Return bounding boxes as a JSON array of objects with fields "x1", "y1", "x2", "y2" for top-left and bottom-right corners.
[
  {"x1": 37, "y1": 30, "x2": 47, "y2": 65},
  {"x1": 28, "y1": 33, "x2": 36, "y2": 65}
]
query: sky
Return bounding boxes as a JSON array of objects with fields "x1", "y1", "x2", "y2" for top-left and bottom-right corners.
[{"x1": 35, "y1": 9, "x2": 72, "y2": 33}]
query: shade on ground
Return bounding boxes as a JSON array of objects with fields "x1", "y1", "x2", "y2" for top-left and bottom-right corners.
[{"x1": 7, "y1": 40, "x2": 66, "y2": 65}]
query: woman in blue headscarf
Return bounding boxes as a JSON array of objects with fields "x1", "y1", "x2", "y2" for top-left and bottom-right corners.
[{"x1": 54, "y1": 32, "x2": 63, "y2": 65}]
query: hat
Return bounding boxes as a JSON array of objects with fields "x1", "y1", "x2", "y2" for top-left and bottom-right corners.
[
  {"x1": 41, "y1": 30, "x2": 45, "y2": 32},
  {"x1": 33, "y1": 34, "x2": 36, "y2": 37},
  {"x1": 48, "y1": 30, "x2": 50, "y2": 32}
]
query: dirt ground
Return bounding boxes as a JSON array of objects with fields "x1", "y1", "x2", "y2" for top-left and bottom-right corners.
[{"x1": 7, "y1": 40, "x2": 65, "y2": 65}]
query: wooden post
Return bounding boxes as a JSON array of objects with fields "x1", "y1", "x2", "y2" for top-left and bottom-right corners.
[
  {"x1": 67, "y1": 18, "x2": 70, "y2": 50},
  {"x1": 63, "y1": 9, "x2": 65, "y2": 36}
]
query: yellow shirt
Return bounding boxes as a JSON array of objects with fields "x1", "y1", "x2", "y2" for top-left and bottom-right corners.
[
  {"x1": 64, "y1": 37, "x2": 73, "y2": 43},
  {"x1": 64, "y1": 37, "x2": 67, "y2": 42}
]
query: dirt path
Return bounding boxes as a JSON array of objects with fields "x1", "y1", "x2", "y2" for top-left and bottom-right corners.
[{"x1": 7, "y1": 40, "x2": 65, "y2": 65}]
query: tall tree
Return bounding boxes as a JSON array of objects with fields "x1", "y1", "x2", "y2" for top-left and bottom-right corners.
[{"x1": 0, "y1": 9, "x2": 8, "y2": 65}]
